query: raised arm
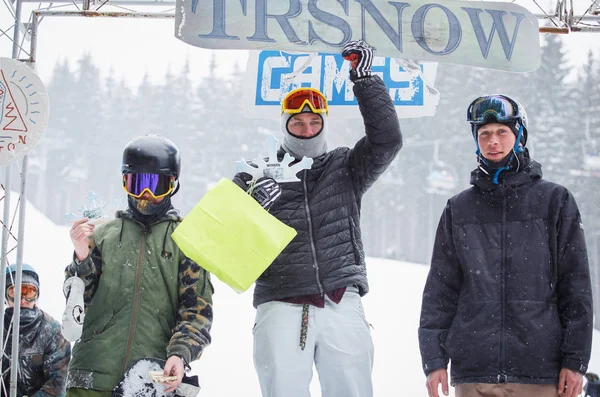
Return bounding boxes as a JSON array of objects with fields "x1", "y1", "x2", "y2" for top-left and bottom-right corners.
[
  {"x1": 65, "y1": 218, "x2": 103, "y2": 309},
  {"x1": 348, "y1": 74, "x2": 402, "y2": 193}
]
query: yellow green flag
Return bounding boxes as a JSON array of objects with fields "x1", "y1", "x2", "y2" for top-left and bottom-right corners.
[{"x1": 172, "y1": 178, "x2": 296, "y2": 293}]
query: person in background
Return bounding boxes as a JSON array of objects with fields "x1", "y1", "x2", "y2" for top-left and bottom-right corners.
[
  {"x1": 2, "y1": 263, "x2": 71, "y2": 397},
  {"x1": 419, "y1": 94, "x2": 593, "y2": 397},
  {"x1": 66, "y1": 135, "x2": 213, "y2": 397},
  {"x1": 234, "y1": 39, "x2": 402, "y2": 397}
]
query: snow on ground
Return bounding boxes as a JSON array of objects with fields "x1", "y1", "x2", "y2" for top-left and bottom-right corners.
[{"x1": 7, "y1": 196, "x2": 600, "y2": 396}]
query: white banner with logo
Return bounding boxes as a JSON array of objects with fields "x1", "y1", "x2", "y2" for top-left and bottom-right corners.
[
  {"x1": 176, "y1": 0, "x2": 540, "y2": 72},
  {"x1": 243, "y1": 50, "x2": 438, "y2": 119}
]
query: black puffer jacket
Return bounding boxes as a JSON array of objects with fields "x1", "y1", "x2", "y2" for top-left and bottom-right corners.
[
  {"x1": 2, "y1": 307, "x2": 71, "y2": 397},
  {"x1": 419, "y1": 153, "x2": 593, "y2": 385},
  {"x1": 246, "y1": 75, "x2": 402, "y2": 307}
]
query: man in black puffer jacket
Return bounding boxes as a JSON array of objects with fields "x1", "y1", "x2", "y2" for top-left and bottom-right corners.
[
  {"x1": 234, "y1": 40, "x2": 402, "y2": 397},
  {"x1": 419, "y1": 95, "x2": 593, "y2": 397}
]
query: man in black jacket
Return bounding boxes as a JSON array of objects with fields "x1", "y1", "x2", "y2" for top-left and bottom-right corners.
[
  {"x1": 234, "y1": 40, "x2": 402, "y2": 397},
  {"x1": 419, "y1": 94, "x2": 593, "y2": 397}
]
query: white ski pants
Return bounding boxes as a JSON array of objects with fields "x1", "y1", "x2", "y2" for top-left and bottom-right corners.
[{"x1": 253, "y1": 287, "x2": 374, "y2": 397}]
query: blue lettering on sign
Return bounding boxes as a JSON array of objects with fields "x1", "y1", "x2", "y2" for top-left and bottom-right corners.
[
  {"x1": 195, "y1": 1, "x2": 527, "y2": 61},
  {"x1": 255, "y1": 50, "x2": 423, "y2": 107}
]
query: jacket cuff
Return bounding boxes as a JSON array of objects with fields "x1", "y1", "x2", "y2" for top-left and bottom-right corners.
[
  {"x1": 351, "y1": 74, "x2": 381, "y2": 90},
  {"x1": 167, "y1": 345, "x2": 192, "y2": 368},
  {"x1": 561, "y1": 357, "x2": 588, "y2": 375},
  {"x1": 423, "y1": 357, "x2": 448, "y2": 376},
  {"x1": 67, "y1": 252, "x2": 93, "y2": 276}
]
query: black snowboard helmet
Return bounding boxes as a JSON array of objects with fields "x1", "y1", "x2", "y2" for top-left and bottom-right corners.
[{"x1": 122, "y1": 135, "x2": 181, "y2": 179}]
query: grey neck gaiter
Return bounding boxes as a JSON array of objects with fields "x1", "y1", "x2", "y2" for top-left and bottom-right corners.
[
  {"x1": 282, "y1": 133, "x2": 327, "y2": 160},
  {"x1": 281, "y1": 113, "x2": 328, "y2": 160}
]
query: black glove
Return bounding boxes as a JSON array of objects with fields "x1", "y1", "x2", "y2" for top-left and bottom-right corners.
[
  {"x1": 249, "y1": 177, "x2": 281, "y2": 210},
  {"x1": 233, "y1": 172, "x2": 254, "y2": 190},
  {"x1": 342, "y1": 40, "x2": 375, "y2": 82}
]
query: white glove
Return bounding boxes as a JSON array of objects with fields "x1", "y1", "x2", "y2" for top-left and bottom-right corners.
[{"x1": 61, "y1": 276, "x2": 86, "y2": 341}]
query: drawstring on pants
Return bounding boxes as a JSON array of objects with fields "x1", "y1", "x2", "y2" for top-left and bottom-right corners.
[{"x1": 300, "y1": 304, "x2": 309, "y2": 350}]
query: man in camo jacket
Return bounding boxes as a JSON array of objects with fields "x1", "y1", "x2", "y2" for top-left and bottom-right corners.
[
  {"x1": 66, "y1": 135, "x2": 213, "y2": 397},
  {"x1": 3, "y1": 264, "x2": 71, "y2": 397}
]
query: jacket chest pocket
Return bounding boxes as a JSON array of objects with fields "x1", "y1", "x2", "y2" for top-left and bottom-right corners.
[
  {"x1": 19, "y1": 348, "x2": 44, "y2": 376},
  {"x1": 505, "y1": 219, "x2": 553, "y2": 299}
]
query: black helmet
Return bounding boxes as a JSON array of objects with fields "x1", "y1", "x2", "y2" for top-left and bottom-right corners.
[{"x1": 122, "y1": 135, "x2": 180, "y2": 178}]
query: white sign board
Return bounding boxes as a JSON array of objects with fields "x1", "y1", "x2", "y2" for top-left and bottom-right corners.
[
  {"x1": 0, "y1": 58, "x2": 49, "y2": 166},
  {"x1": 176, "y1": 0, "x2": 540, "y2": 72},
  {"x1": 244, "y1": 50, "x2": 439, "y2": 119}
]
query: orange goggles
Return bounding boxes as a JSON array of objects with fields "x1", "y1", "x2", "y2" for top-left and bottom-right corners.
[
  {"x1": 281, "y1": 88, "x2": 328, "y2": 115},
  {"x1": 6, "y1": 283, "x2": 39, "y2": 302},
  {"x1": 123, "y1": 173, "x2": 175, "y2": 199}
]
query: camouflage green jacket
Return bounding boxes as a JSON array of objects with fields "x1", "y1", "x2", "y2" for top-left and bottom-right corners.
[
  {"x1": 2, "y1": 307, "x2": 71, "y2": 397},
  {"x1": 64, "y1": 208, "x2": 214, "y2": 392}
]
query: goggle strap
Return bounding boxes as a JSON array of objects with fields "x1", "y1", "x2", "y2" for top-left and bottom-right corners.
[
  {"x1": 171, "y1": 181, "x2": 180, "y2": 197},
  {"x1": 513, "y1": 124, "x2": 524, "y2": 153}
]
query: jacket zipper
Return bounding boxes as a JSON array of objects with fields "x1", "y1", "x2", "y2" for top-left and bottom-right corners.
[
  {"x1": 499, "y1": 188, "x2": 507, "y2": 382},
  {"x1": 303, "y1": 170, "x2": 324, "y2": 295},
  {"x1": 123, "y1": 230, "x2": 146, "y2": 372}
]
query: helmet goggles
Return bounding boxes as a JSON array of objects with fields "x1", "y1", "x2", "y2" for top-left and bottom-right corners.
[
  {"x1": 282, "y1": 88, "x2": 328, "y2": 115},
  {"x1": 123, "y1": 173, "x2": 175, "y2": 199},
  {"x1": 467, "y1": 95, "x2": 521, "y2": 126},
  {"x1": 7, "y1": 283, "x2": 39, "y2": 302}
]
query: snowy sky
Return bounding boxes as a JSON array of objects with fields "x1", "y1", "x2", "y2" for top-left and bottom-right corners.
[
  {"x1": 5, "y1": 195, "x2": 600, "y2": 397},
  {"x1": 1, "y1": 0, "x2": 598, "y2": 88}
]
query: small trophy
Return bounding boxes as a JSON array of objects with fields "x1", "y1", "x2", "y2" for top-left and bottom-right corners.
[
  {"x1": 235, "y1": 135, "x2": 313, "y2": 183},
  {"x1": 64, "y1": 191, "x2": 120, "y2": 225}
]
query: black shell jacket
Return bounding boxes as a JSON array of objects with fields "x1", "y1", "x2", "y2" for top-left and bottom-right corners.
[
  {"x1": 246, "y1": 75, "x2": 402, "y2": 307},
  {"x1": 419, "y1": 153, "x2": 593, "y2": 385},
  {"x1": 2, "y1": 307, "x2": 71, "y2": 397}
]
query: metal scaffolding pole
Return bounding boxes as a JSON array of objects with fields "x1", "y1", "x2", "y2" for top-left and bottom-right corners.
[
  {"x1": 4, "y1": 0, "x2": 27, "y2": 394},
  {"x1": 0, "y1": 168, "x2": 11, "y2": 397},
  {"x1": 9, "y1": 158, "x2": 28, "y2": 397}
]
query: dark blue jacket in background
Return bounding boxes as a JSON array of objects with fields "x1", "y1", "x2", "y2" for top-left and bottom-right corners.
[{"x1": 419, "y1": 152, "x2": 593, "y2": 385}]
